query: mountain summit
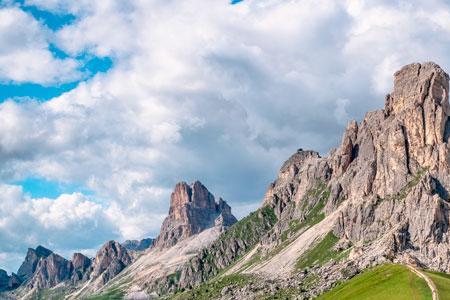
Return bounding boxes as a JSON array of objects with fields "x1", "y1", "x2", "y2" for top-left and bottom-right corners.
[
  {"x1": 2, "y1": 62, "x2": 450, "y2": 300},
  {"x1": 155, "y1": 181, "x2": 237, "y2": 248}
]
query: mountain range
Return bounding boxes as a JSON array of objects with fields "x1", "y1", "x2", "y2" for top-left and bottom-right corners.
[{"x1": 1, "y1": 61, "x2": 450, "y2": 299}]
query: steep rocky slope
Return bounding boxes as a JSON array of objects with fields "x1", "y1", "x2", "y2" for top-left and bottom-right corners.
[
  {"x1": 1, "y1": 62, "x2": 449, "y2": 300},
  {"x1": 82, "y1": 181, "x2": 239, "y2": 299},
  {"x1": 155, "y1": 181, "x2": 237, "y2": 248},
  {"x1": 163, "y1": 62, "x2": 450, "y2": 299},
  {"x1": 1, "y1": 181, "x2": 237, "y2": 300},
  {"x1": 17, "y1": 246, "x2": 52, "y2": 282}
]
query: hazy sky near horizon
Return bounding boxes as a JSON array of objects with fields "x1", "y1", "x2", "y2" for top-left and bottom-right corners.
[{"x1": 1, "y1": 0, "x2": 450, "y2": 272}]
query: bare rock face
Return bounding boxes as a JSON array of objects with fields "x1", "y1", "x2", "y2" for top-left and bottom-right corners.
[
  {"x1": 27, "y1": 253, "x2": 73, "y2": 289},
  {"x1": 262, "y1": 62, "x2": 450, "y2": 275},
  {"x1": 155, "y1": 181, "x2": 237, "y2": 248},
  {"x1": 70, "y1": 253, "x2": 92, "y2": 284},
  {"x1": 90, "y1": 240, "x2": 132, "y2": 285},
  {"x1": 17, "y1": 246, "x2": 52, "y2": 282}
]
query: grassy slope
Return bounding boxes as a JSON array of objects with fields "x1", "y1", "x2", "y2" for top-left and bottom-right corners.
[
  {"x1": 167, "y1": 274, "x2": 252, "y2": 300},
  {"x1": 85, "y1": 287, "x2": 124, "y2": 300},
  {"x1": 295, "y1": 232, "x2": 343, "y2": 271},
  {"x1": 424, "y1": 270, "x2": 450, "y2": 300},
  {"x1": 317, "y1": 264, "x2": 432, "y2": 300}
]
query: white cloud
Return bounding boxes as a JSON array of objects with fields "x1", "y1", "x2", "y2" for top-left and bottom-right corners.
[
  {"x1": 0, "y1": 7, "x2": 81, "y2": 84},
  {"x1": 334, "y1": 98, "x2": 350, "y2": 125},
  {"x1": 2, "y1": 0, "x2": 450, "y2": 272},
  {"x1": 0, "y1": 184, "x2": 118, "y2": 272}
]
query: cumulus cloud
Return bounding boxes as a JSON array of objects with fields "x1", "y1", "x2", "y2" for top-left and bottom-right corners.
[
  {"x1": 0, "y1": 6, "x2": 81, "y2": 84},
  {"x1": 0, "y1": 183, "x2": 117, "y2": 272},
  {"x1": 2, "y1": 0, "x2": 450, "y2": 272}
]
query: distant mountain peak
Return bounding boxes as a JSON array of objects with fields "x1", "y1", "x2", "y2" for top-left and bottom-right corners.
[
  {"x1": 155, "y1": 180, "x2": 237, "y2": 248},
  {"x1": 17, "y1": 245, "x2": 53, "y2": 282}
]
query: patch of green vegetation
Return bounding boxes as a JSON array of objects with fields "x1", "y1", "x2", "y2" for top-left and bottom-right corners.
[
  {"x1": 299, "y1": 181, "x2": 330, "y2": 230},
  {"x1": 220, "y1": 206, "x2": 277, "y2": 242},
  {"x1": 167, "y1": 270, "x2": 182, "y2": 287},
  {"x1": 301, "y1": 273, "x2": 319, "y2": 290},
  {"x1": 281, "y1": 219, "x2": 303, "y2": 242},
  {"x1": 35, "y1": 287, "x2": 67, "y2": 300},
  {"x1": 86, "y1": 287, "x2": 125, "y2": 300},
  {"x1": 424, "y1": 270, "x2": 450, "y2": 300},
  {"x1": 295, "y1": 232, "x2": 342, "y2": 271},
  {"x1": 175, "y1": 206, "x2": 277, "y2": 290},
  {"x1": 317, "y1": 264, "x2": 432, "y2": 300},
  {"x1": 265, "y1": 183, "x2": 332, "y2": 262},
  {"x1": 239, "y1": 249, "x2": 262, "y2": 272},
  {"x1": 168, "y1": 274, "x2": 252, "y2": 300},
  {"x1": 300, "y1": 181, "x2": 329, "y2": 211},
  {"x1": 270, "y1": 182, "x2": 331, "y2": 257}
]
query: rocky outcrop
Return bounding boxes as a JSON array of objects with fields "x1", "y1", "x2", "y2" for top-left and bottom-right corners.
[
  {"x1": 260, "y1": 63, "x2": 450, "y2": 269},
  {"x1": 155, "y1": 181, "x2": 237, "y2": 248},
  {"x1": 16, "y1": 246, "x2": 52, "y2": 282},
  {"x1": 70, "y1": 253, "x2": 92, "y2": 284},
  {"x1": 90, "y1": 241, "x2": 132, "y2": 285},
  {"x1": 122, "y1": 238, "x2": 154, "y2": 251},
  {"x1": 27, "y1": 253, "x2": 73, "y2": 289},
  {"x1": 330, "y1": 62, "x2": 450, "y2": 271},
  {"x1": 175, "y1": 206, "x2": 277, "y2": 291},
  {"x1": 167, "y1": 62, "x2": 450, "y2": 299},
  {"x1": 4, "y1": 62, "x2": 450, "y2": 300},
  {"x1": 5, "y1": 242, "x2": 131, "y2": 296}
]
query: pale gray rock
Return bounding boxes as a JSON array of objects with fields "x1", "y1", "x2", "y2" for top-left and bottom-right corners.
[
  {"x1": 90, "y1": 240, "x2": 132, "y2": 285},
  {"x1": 16, "y1": 246, "x2": 52, "y2": 282},
  {"x1": 155, "y1": 181, "x2": 237, "y2": 248},
  {"x1": 26, "y1": 253, "x2": 72, "y2": 289}
]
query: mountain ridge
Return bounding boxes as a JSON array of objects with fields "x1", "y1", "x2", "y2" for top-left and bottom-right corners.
[{"x1": 1, "y1": 61, "x2": 450, "y2": 299}]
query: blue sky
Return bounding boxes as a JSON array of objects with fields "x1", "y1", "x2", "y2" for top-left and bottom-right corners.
[
  {"x1": 0, "y1": 1, "x2": 113, "y2": 200},
  {"x1": 19, "y1": 1, "x2": 75, "y2": 30},
  {"x1": 1, "y1": 0, "x2": 450, "y2": 274}
]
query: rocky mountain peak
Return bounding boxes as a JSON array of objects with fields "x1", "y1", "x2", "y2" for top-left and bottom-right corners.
[
  {"x1": 27, "y1": 253, "x2": 72, "y2": 289},
  {"x1": 71, "y1": 253, "x2": 92, "y2": 284},
  {"x1": 386, "y1": 62, "x2": 449, "y2": 117},
  {"x1": 263, "y1": 62, "x2": 450, "y2": 276},
  {"x1": 169, "y1": 181, "x2": 217, "y2": 216},
  {"x1": 91, "y1": 240, "x2": 132, "y2": 285},
  {"x1": 17, "y1": 245, "x2": 52, "y2": 281},
  {"x1": 155, "y1": 181, "x2": 237, "y2": 248},
  {"x1": 382, "y1": 62, "x2": 450, "y2": 175}
]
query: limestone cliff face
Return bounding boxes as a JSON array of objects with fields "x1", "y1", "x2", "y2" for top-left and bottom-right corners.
[
  {"x1": 26, "y1": 253, "x2": 73, "y2": 289},
  {"x1": 262, "y1": 62, "x2": 450, "y2": 272},
  {"x1": 90, "y1": 241, "x2": 132, "y2": 285},
  {"x1": 155, "y1": 181, "x2": 237, "y2": 248},
  {"x1": 16, "y1": 246, "x2": 52, "y2": 282},
  {"x1": 70, "y1": 253, "x2": 92, "y2": 284},
  {"x1": 105, "y1": 62, "x2": 450, "y2": 299},
  {"x1": 8, "y1": 242, "x2": 131, "y2": 297}
]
